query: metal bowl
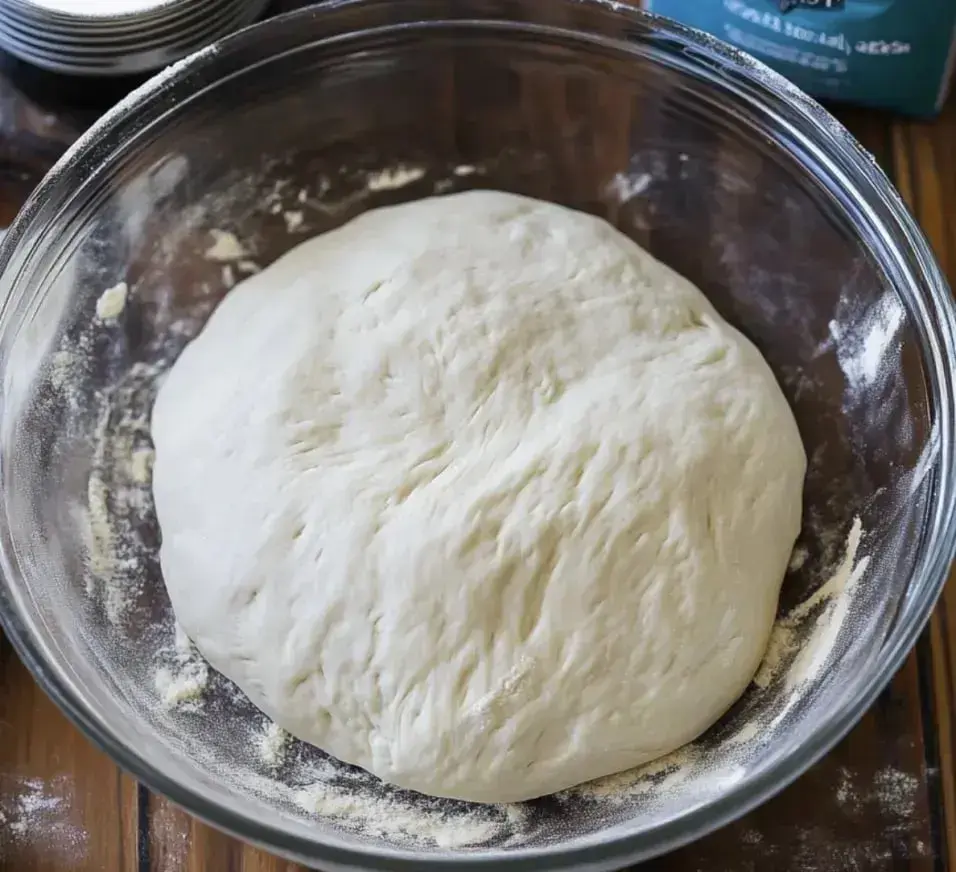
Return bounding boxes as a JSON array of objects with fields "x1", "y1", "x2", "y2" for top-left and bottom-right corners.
[{"x1": 0, "y1": 1, "x2": 954, "y2": 869}]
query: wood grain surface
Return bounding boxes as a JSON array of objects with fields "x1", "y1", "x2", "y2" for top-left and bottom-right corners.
[{"x1": 2, "y1": 9, "x2": 956, "y2": 872}]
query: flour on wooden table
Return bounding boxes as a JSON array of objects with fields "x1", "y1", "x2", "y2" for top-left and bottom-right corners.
[
  {"x1": 872, "y1": 767, "x2": 920, "y2": 821},
  {"x1": 150, "y1": 799, "x2": 191, "y2": 871},
  {"x1": 0, "y1": 775, "x2": 87, "y2": 865}
]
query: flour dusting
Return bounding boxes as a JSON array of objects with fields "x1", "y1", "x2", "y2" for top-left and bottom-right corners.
[
  {"x1": 873, "y1": 767, "x2": 919, "y2": 821},
  {"x1": 831, "y1": 293, "x2": 905, "y2": 391},
  {"x1": 755, "y1": 517, "x2": 868, "y2": 690},
  {"x1": 293, "y1": 781, "x2": 514, "y2": 850},
  {"x1": 86, "y1": 360, "x2": 165, "y2": 624},
  {"x1": 835, "y1": 766, "x2": 859, "y2": 811},
  {"x1": 0, "y1": 776, "x2": 87, "y2": 865}
]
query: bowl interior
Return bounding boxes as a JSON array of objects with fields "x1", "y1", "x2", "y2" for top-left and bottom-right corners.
[{"x1": 0, "y1": 1, "x2": 947, "y2": 867}]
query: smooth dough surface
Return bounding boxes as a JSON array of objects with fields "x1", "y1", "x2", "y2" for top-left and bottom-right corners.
[{"x1": 152, "y1": 191, "x2": 806, "y2": 803}]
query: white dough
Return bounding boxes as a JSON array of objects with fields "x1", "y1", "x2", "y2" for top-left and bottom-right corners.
[{"x1": 152, "y1": 191, "x2": 806, "y2": 803}]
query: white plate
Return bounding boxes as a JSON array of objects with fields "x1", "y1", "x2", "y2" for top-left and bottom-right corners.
[
  {"x1": 1, "y1": 0, "x2": 230, "y2": 40},
  {"x1": 8, "y1": 0, "x2": 202, "y2": 25},
  {"x1": 0, "y1": 0, "x2": 269, "y2": 75},
  {"x1": 0, "y1": 0, "x2": 238, "y2": 50}
]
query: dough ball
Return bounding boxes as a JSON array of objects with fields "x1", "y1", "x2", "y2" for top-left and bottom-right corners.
[{"x1": 152, "y1": 191, "x2": 806, "y2": 803}]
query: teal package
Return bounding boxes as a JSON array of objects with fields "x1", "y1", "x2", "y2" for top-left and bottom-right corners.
[{"x1": 646, "y1": 0, "x2": 956, "y2": 115}]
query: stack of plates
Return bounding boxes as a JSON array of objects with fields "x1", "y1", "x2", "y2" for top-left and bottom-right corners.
[{"x1": 0, "y1": 0, "x2": 271, "y2": 77}]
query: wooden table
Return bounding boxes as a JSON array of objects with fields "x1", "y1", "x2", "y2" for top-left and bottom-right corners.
[{"x1": 2, "y1": 26, "x2": 956, "y2": 872}]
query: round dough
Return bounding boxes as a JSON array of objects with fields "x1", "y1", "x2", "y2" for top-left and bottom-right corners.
[{"x1": 152, "y1": 191, "x2": 806, "y2": 803}]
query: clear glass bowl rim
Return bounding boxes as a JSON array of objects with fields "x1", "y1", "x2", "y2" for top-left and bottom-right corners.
[{"x1": 0, "y1": 1, "x2": 955, "y2": 868}]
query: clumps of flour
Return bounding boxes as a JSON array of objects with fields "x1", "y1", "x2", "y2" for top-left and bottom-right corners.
[
  {"x1": 130, "y1": 447, "x2": 154, "y2": 485},
  {"x1": 204, "y1": 229, "x2": 247, "y2": 262},
  {"x1": 259, "y1": 721, "x2": 290, "y2": 768},
  {"x1": 366, "y1": 166, "x2": 426, "y2": 192},
  {"x1": 293, "y1": 780, "x2": 528, "y2": 850},
  {"x1": 155, "y1": 624, "x2": 209, "y2": 710},
  {"x1": 205, "y1": 229, "x2": 262, "y2": 289},
  {"x1": 95, "y1": 281, "x2": 128, "y2": 321},
  {"x1": 283, "y1": 210, "x2": 305, "y2": 233}
]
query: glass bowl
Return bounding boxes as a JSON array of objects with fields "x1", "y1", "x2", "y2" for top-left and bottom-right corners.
[{"x1": 1, "y1": 1, "x2": 955, "y2": 869}]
